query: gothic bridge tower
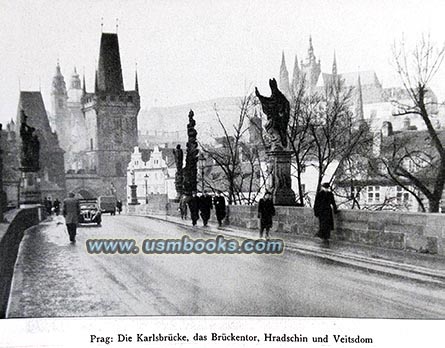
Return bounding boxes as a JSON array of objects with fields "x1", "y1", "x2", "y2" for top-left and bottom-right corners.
[{"x1": 82, "y1": 32, "x2": 140, "y2": 180}]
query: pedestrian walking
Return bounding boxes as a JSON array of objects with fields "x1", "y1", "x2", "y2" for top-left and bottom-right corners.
[
  {"x1": 179, "y1": 195, "x2": 188, "y2": 220},
  {"x1": 44, "y1": 197, "x2": 52, "y2": 216},
  {"x1": 63, "y1": 192, "x2": 80, "y2": 243},
  {"x1": 313, "y1": 183, "x2": 338, "y2": 243},
  {"x1": 53, "y1": 198, "x2": 60, "y2": 216},
  {"x1": 258, "y1": 192, "x2": 275, "y2": 239},
  {"x1": 188, "y1": 191, "x2": 200, "y2": 226},
  {"x1": 213, "y1": 190, "x2": 226, "y2": 227},
  {"x1": 116, "y1": 200, "x2": 122, "y2": 214},
  {"x1": 199, "y1": 191, "x2": 213, "y2": 226}
]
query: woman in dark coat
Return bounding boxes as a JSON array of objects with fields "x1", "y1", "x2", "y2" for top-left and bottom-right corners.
[
  {"x1": 313, "y1": 183, "x2": 338, "y2": 241},
  {"x1": 213, "y1": 190, "x2": 226, "y2": 226},
  {"x1": 258, "y1": 192, "x2": 275, "y2": 239}
]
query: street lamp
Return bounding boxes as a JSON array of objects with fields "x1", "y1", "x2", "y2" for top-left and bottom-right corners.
[
  {"x1": 144, "y1": 173, "x2": 149, "y2": 204},
  {"x1": 198, "y1": 152, "x2": 206, "y2": 193}
]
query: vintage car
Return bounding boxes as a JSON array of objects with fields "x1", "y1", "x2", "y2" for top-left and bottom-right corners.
[{"x1": 78, "y1": 199, "x2": 102, "y2": 225}]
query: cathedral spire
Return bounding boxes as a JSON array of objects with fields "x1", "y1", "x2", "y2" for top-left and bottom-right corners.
[
  {"x1": 307, "y1": 35, "x2": 315, "y2": 62},
  {"x1": 292, "y1": 54, "x2": 300, "y2": 94},
  {"x1": 355, "y1": 73, "x2": 364, "y2": 122},
  {"x1": 279, "y1": 51, "x2": 291, "y2": 99},
  {"x1": 332, "y1": 51, "x2": 337, "y2": 76}
]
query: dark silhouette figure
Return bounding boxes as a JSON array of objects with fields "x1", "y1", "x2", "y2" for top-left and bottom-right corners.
[
  {"x1": 53, "y1": 198, "x2": 61, "y2": 216},
  {"x1": 173, "y1": 144, "x2": 184, "y2": 197},
  {"x1": 19, "y1": 109, "x2": 40, "y2": 171},
  {"x1": 179, "y1": 195, "x2": 188, "y2": 220},
  {"x1": 116, "y1": 200, "x2": 122, "y2": 214},
  {"x1": 213, "y1": 191, "x2": 226, "y2": 227},
  {"x1": 63, "y1": 192, "x2": 80, "y2": 243},
  {"x1": 199, "y1": 191, "x2": 213, "y2": 226},
  {"x1": 255, "y1": 78, "x2": 290, "y2": 150},
  {"x1": 258, "y1": 192, "x2": 275, "y2": 238},
  {"x1": 44, "y1": 197, "x2": 52, "y2": 215},
  {"x1": 314, "y1": 183, "x2": 338, "y2": 242},
  {"x1": 183, "y1": 110, "x2": 199, "y2": 195},
  {"x1": 188, "y1": 192, "x2": 200, "y2": 226}
]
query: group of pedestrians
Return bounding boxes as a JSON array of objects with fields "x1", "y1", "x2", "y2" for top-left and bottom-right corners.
[
  {"x1": 257, "y1": 183, "x2": 338, "y2": 242},
  {"x1": 182, "y1": 190, "x2": 227, "y2": 227},
  {"x1": 43, "y1": 197, "x2": 61, "y2": 216}
]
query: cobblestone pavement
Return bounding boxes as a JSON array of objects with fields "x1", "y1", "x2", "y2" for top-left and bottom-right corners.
[{"x1": 6, "y1": 215, "x2": 445, "y2": 318}]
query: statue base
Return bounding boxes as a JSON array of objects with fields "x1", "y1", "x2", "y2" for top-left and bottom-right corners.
[
  {"x1": 19, "y1": 171, "x2": 41, "y2": 205},
  {"x1": 267, "y1": 150, "x2": 296, "y2": 206},
  {"x1": 128, "y1": 184, "x2": 140, "y2": 205}
]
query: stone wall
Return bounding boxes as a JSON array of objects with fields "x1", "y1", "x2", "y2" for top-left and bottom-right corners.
[
  {"x1": 127, "y1": 194, "x2": 169, "y2": 215},
  {"x1": 162, "y1": 203, "x2": 445, "y2": 256},
  {"x1": 0, "y1": 206, "x2": 44, "y2": 318},
  {"x1": 226, "y1": 206, "x2": 445, "y2": 255}
]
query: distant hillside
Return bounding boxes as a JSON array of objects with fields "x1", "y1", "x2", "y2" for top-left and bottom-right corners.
[{"x1": 138, "y1": 96, "x2": 247, "y2": 143}]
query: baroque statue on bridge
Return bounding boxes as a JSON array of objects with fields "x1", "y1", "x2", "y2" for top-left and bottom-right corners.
[
  {"x1": 19, "y1": 108, "x2": 40, "y2": 172},
  {"x1": 255, "y1": 78, "x2": 290, "y2": 150}
]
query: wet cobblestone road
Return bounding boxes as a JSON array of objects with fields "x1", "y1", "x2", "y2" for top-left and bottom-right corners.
[{"x1": 6, "y1": 215, "x2": 445, "y2": 318}]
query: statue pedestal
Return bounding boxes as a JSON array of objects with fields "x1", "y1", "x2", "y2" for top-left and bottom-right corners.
[
  {"x1": 19, "y1": 171, "x2": 41, "y2": 205},
  {"x1": 128, "y1": 184, "x2": 140, "y2": 205},
  {"x1": 267, "y1": 150, "x2": 296, "y2": 206}
]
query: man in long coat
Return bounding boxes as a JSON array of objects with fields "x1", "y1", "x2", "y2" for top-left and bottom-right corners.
[
  {"x1": 199, "y1": 191, "x2": 213, "y2": 227},
  {"x1": 213, "y1": 190, "x2": 226, "y2": 227},
  {"x1": 188, "y1": 191, "x2": 200, "y2": 226},
  {"x1": 313, "y1": 183, "x2": 338, "y2": 241},
  {"x1": 63, "y1": 192, "x2": 80, "y2": 243},
  {"x1": 258, "y1": 192, "x2": 275, "y2": 239}
]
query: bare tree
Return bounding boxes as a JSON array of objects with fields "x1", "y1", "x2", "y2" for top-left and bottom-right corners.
[
  {"x1": 200, "y1": 93, "x2": 264, "y2": 204},
  {"x1": 384, "y1": 34, "x2": 445, "y2": 212},
  {"x1": 287, "y1": 78, "x2": 318, "y2": 205},
  {"x1": 310, "y1": 77, "x2": 372, "y2": 192}
]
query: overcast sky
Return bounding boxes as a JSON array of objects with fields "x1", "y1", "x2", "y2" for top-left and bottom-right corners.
[{"x1": 1, "y1": 0, "x2": 445, "y2": 125}]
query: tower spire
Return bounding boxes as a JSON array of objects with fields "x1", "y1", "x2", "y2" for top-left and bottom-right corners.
[
  {"x1": 355, "y1": 73, "x2": 364, "y2": 122},
  {"x1": 82, "y1": 72, "x2": 86, "y2": 95},
  {"x1": 94, "y1": 69, "x2": 98, "y2": 93},
  {"x1": 279, "y1": 51, "x2": 291, "y2": 99},
  {"x1": 332, "y1": 51, "x2": 337, "y2": 76},
  {"x1": 135, "y1": 62, "x2": 139, "y2": 93},
  {"x1": 292, "y1": 54, "x2": 300, "y2": 94},
  {"x1": 97, "y1": 32, "x2": 124, "y2": 93}
]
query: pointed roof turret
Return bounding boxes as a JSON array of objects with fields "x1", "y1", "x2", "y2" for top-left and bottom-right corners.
[
  {"x1": 292, "y1": 54, "x2": 300, "y2": 94},
  {"x1": 279, "y1": 51, "x2": 291, "y2": 99},
  {"x1": 307, "y1": 35, "x2": 315, "y2": 62},
  {"x1": 332, "y1": 51, "x2": 337, "y2": 76},
  {"x1": 135, "y1": 65, "x2": 139, "y2": 93},
  {"x1": 94, "y1": 69, "x2": 98, "y2": 94},
  {"x1": 82, "y1": 73, "x2": 86, "y2": 95},
  {"x1": 52, "y1": 61, "x2": 67, "y2": 95},
  {"x1": 70, "y1": 66, "x2": 81, "y2": 90},
  {"x1": 355, "y1": 73, "x2": 364, "y2": 122},
  {"x1": 97, "y1": 32, "x2": 124, "y2": 94}
]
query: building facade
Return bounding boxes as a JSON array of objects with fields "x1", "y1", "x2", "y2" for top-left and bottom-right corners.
[{"x1": 51, "y1": 32, "x2": 140, "y2": 201}]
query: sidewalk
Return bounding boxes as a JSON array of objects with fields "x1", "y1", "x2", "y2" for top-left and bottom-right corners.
[{"x1": 142, "y1": 213, "x2": 445, "y2": 285}]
